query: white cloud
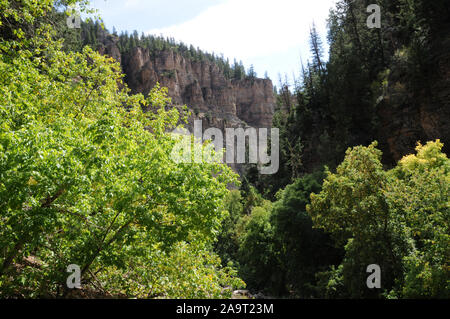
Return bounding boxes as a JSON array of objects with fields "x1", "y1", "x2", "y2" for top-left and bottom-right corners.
[{"x1": 147, "y1": 0, "x2": 337, "y2": 61}]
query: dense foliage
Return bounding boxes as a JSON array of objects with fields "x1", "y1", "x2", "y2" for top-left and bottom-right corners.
[
  {"x1": 216, "y1": 0, "x2": 449, "y2": 299},
  {"x1": 308, "y1": 141, "x2": 449, "y2": 298},
  {"x1": 219, "y1": 141, "x2": 449, "y2": 298},
  {"x1": 0, "y1": 0, "x2": 244, "y2": 298},
  {"x1": 0, "y1": 0, "x2": 448, "y2": 299}
]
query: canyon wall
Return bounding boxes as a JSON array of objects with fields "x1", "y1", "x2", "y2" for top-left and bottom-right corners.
[{"x1": 98, "y1": 36, "x2": 275, "y2": 131}]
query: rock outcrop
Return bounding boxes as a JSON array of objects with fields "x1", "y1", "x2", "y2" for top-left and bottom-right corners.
[
  {"x1": 97, "y1": 35, "x2": 275, "y2": 131},
  {"x1": 120, "y1": 47, "x2": 275, "y2": 129}
]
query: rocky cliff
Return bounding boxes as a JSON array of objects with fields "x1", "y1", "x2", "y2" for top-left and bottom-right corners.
[{"x1": 98, "y1": 35, "x2": 275, "y2": 131}]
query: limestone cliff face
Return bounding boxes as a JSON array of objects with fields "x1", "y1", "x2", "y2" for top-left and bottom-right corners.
[{"x1": 113, "y1": 46, "x2": 275, "y2": 129}]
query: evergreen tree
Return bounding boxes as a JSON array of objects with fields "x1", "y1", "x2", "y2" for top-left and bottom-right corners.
[
  {"x1": 247, "y1": 64, "x2": 257, "y2": 79},
  {"x1": 309, "y1": 22, "x2": 324, "y2": 73}
]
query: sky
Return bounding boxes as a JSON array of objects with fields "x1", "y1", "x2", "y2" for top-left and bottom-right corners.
[{"x1": 89, "y1": 0, "x2": 338, "y2": 85}]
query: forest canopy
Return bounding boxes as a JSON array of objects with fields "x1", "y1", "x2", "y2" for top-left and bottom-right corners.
[{"x1": 0, "y1": 0, "x2": 244, "y2": 298}]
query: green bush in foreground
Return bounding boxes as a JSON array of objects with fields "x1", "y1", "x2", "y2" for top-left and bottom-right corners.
[{"x1": 0, "y1": 0, "x2": 243, "y2": 298}]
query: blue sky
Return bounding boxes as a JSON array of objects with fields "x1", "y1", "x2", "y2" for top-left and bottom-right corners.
[{"x1": 89, "y1": 0, "x2": 337, "y2": 85}]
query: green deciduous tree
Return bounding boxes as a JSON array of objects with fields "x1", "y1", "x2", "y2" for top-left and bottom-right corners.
[
  {"x1": 0, "y1": 0, "x2": 242, "y2": 298},
  {"x1": 236, "y1": 201, "x2": 282, "y2": 295},
  {"x1": 271, "y1": 171, "x2": 342, "y2": 297},
  {"x1": 308, "y1": 141, "x2": 449, "y2": 298},
  {"x1": 386, "y1": 140, "x2": 449, "y2": 298}
]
